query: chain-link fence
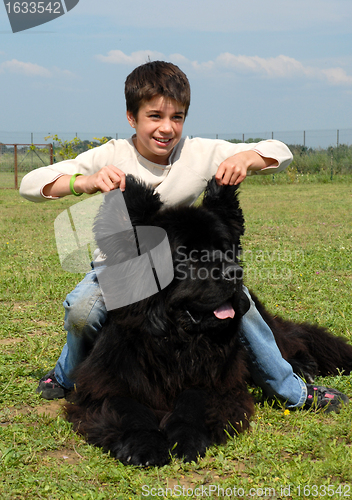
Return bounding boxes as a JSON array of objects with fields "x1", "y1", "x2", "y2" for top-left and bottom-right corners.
[
  {"x1": 1, "y1": 128, "x2": 351, "y2": 149},
  {"x1": 1, "y1": 128, "x2": 351, "y2": 189},
  {"x1": 0, "y1": 144, "x2": 53, "y2": 189},
  {"x1": 198, "y1": 128, "x2": 352, "y2": 150}
]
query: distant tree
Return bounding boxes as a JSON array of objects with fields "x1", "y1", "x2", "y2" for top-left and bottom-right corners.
[
  {"x1": 228, "y1": 137, "x2": 265, "y2": 144},
  {"x1": 45, "y1": 135, "x2": 114, "y2": 161}
]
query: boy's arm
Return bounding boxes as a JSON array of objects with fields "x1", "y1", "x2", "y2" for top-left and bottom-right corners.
[
  {"x1": 215, "y1": 150, "x2": 278, "y2": 186},
  {"x1": 43, "y1": 165, "x2": 126, "y2": 197},
  {"x1": 19, "y1": 140, "x2": 131, "y2": 202}
]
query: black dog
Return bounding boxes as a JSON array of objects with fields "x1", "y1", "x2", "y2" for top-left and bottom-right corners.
[{"x1": 64, "y1": 175, "x2": 352, "y2": 466}]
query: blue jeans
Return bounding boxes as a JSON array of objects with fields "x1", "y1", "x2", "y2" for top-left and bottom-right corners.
[
  {"x1": 55, "y1": 266, "x2": 107, "y2": 389},
  {"x1": 240, "y1": 287, "x2": 307, "y2": 408},
  {"x1": 55, "y1": 270, "x2": 307, "y2": 408}
]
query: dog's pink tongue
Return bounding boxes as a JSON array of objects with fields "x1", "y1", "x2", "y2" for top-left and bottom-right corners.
[{"x1": 214, "y1": 302, "x2": 235, "y2": 319}]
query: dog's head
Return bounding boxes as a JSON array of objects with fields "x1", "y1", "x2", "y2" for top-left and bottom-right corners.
[{"x1": 94, "y1": 175, "x2": 250, "y2": 336}]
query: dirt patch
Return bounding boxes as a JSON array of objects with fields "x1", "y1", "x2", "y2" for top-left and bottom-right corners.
[
  {"x1": 0, "y1": 333, "x2": 41, "y2": 346},
  {"x1": 166, "y1": 476, "x2": 198, "y2": 491},
  {"x1": 1, "y1": 400, "x2": 65, "y2": 425},
  {"x1": 165, "y1": 460, "x2": 249, "y2": 491},
  {"x1": 45, "y1": 446, "x2": 84, "y2": 465},
  {"x1": 36, "y1": 400, "x2": 65, "y2": 418},
  {"x1": 0, "y1": 338, "x2": 24, "y2": 346}
]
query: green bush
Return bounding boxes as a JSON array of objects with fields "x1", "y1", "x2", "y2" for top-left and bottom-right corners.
[{"x1": 288, "y1": 144, "x2": 352, "y2": 175}]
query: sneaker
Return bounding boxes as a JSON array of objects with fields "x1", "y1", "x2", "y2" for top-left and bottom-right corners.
[
  {"x1": 304, "y1": 384, "x2": 349, "y2": 413},
  {"x1": 36, "y1": 369, "x2": 68, "y2": 400}
]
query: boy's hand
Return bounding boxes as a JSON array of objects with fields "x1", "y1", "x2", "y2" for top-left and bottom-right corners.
[
  {"x1": 215, "y1": 151, "x2": 277, "y2": 186},
  {"x1": 42, "y1": 166, "x2": 126, "y2": 198},
  {"x1": 76, "y1": 165, "x2": 126, "y2": 194}
]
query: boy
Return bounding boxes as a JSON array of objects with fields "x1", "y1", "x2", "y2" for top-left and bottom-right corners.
[{"x1": 20, "y1": 61, "x2": 349, "y2": 412}]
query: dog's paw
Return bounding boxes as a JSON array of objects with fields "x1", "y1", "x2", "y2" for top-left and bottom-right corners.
[
  {"x1": 168, "y1": 425, "x2": 210, "y2": 463},
  {"x1": 112, "y1": 429, "x2": 169, "y2": 466}
]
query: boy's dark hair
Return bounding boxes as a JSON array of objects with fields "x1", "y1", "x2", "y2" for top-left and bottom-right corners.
[{"x1": 125, "y1": 61, "x2": 191, "y2": 119}]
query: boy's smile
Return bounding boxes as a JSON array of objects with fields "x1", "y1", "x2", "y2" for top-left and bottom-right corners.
[{"x1": 127, "y1": 96, "x2": 185, "y2": 165}]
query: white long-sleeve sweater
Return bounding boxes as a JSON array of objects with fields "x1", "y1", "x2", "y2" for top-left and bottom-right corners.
[{"x1": 19, "y1": 136, "x2": 293, "y2": 206}]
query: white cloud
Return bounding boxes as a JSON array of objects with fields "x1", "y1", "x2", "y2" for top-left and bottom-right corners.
[
  {"x1": 215, "y1": 53, "x2": 306, "y2": 78},
  {"x1": 321, "y1": 67, "x2": 352, "y2": 86},
  {"x1": 0, "y1": 59, "x2": 52, "y2": 78},
  {"x1": 0, "y1": 60, "x2": 76, "y2": 79},
  {"x1": 96, "y1": 50, "x2": 352, "y2": 87},
  {"x1": 214, "y1": 53, "x2": 352, "y2": 86},
  {"x1": 96, "y1": 50, "x2": 164, "y2": 66},
  {"x1": 52, "y1": 67, "x2": 76, "y2": 79}
]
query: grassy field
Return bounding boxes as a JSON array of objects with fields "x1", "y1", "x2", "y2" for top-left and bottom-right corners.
[{"x1": 1, "y1": 180, "x2": 352, "y2": 499}]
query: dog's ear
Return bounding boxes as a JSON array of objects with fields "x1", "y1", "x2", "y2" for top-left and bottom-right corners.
[
  {"x1": 95, "y1": 174, "x2": 162, "y2": 228},
  {"x1": 122, "y1": 175, "x2": 163, "y2": 226},
  {"x1": 93, "y1": 175, "x2": 163, "y2": 262},
  {"x1": 202, "y1": 176, "x2": 245, "y2": 238}
]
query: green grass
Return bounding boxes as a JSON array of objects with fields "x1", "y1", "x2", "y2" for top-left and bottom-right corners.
[{"x1": 1, "y1": 181, "x2": 352, "y2": 499}]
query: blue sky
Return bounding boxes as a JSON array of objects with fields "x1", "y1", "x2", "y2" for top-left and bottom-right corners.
[{"x1": 1, "y1": 0, "x2": 352, "y2": 144}]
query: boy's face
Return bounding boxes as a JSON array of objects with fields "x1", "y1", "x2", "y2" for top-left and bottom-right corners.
[{"x1": 127, "y1": 95, "x2": 185, "y2": 165}]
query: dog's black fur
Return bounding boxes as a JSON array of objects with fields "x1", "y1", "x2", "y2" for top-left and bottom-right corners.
[{"x1": 64, "y1": 175, "x2": 352, "y2": 466}]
